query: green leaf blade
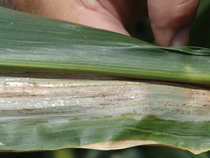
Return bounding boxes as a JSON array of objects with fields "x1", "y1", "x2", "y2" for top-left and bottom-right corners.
[{"x1": 0, "y1": 7, "x2": 210, "y2": 154}]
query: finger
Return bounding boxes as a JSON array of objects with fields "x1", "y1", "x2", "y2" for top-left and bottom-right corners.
[
  {"x1": 15, "y1": 0, "x2": 131, "y2": 35},
  {"x1": 8, "y1": 0, "x2": 147, "y2": 36},
  {"x1": 0, "y1": 0, "x2": 19, "y2": 10},
  {"x1": 12, "y1": 0, "x2": 132, "y2": 35},
  {"x1": 147, "y1": 0, "x2": 200, "y2": 46}
]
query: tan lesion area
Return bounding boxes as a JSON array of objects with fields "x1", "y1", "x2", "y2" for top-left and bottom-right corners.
[{"x1": 78, "y1": 140, "x2": 208, "y2": 155}]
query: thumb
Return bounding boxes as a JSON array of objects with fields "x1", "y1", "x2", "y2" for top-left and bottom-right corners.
[{"x1": 148, "y1": 0, "x2": 200, "y2": 46}]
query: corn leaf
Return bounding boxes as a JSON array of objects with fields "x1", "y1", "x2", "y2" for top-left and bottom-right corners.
[
  {"x1": 0, "y1": 7, "x2": 210, "y2": 154},
  {"x1": 0, "y1": 7, "x2": 210, "y2": 86}
]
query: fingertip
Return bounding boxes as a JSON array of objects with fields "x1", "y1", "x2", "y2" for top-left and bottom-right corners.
[
  {"x1": 148, "y1": 0, "x2": 200, "y2": 46},
  {"x1": 171, "y1": 26, "x2": 191, "y2": 46}
]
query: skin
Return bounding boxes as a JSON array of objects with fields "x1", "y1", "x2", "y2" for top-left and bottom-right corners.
[{"x1": 1, "y1": 0, "x2": 200, "y2": 46}]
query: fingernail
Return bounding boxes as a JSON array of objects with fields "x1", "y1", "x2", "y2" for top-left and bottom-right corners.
[{"x1": 171, "y1": 27, "x2": 191, "y2": 46}]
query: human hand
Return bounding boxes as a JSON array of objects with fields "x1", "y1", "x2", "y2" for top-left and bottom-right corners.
[{"x1": 4, "y1": 0, "x2": 200, "y2": 46}]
